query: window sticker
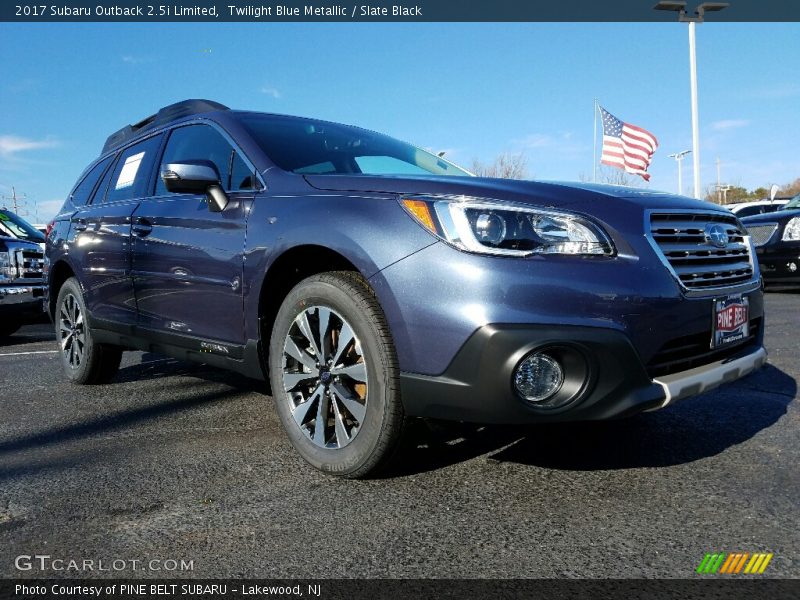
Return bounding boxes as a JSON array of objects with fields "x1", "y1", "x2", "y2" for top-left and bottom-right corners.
[{"x1": 115, "y1": 151, "x2": 145, "y2": 189}]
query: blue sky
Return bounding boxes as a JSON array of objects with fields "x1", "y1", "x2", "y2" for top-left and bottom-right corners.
[{"x1": 1, "y1": 22, "x2": 798, "y2": 222}]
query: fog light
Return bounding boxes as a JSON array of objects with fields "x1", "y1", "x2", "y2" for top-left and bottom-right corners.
[{"x1": 513, "y1": 352, "x2": 564, "y2": 403}]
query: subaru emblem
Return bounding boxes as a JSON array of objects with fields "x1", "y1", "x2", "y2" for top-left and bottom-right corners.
[{"x1": 704, "y1": 224, "x2": 729, "y2": 248}]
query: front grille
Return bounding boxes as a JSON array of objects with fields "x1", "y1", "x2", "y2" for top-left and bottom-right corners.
[
  {"x1": 647, "y1": 317, "x2": 762, "y2": 378},
  {"x1": 744, "y1": 223, "x2": 778, "y2": 247},
  {"x1": 10, "y1": 247, "x2": 44, "y2": 281},
  {"x1": 649, "y1": 212, "x2": 755, "y2": 290}
]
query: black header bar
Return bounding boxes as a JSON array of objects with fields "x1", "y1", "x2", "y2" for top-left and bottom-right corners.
[
  {"x1": 3, "y1": 0, "x2": 800, "y2": 22},
  {"x1": 1, "y1": 579, "x2": 800, "y2": 600}
]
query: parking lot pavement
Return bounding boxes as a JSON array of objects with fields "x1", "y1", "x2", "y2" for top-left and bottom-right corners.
[{"x1": 0, "y1": 293, "x2": 798, "y2": 579}]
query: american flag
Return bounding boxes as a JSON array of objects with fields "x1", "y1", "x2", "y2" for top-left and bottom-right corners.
[{"x1": 599, "y1": 107, "x2": 658, "y2": 181}]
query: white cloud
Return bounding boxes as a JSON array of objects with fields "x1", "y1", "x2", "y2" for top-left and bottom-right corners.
[
  {"x1": 514, "y1": 133, "x2": 552, "y2": 148},
  {"x1": 259, "y1": 86, "x2": 281, "y2": 99},
  {"x1": 35, "y1": 198, "x2": 67, "y2": 222},
  {"x1": 0, "y1": 135, "x2": 59, "y2": 158},
  {"x1": 711, "y1": 119, "x2": 750, "y2": 131}
]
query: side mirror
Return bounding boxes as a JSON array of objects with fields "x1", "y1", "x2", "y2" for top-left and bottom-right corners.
[{"x1": 160, "y1": 160, "x2": 229, "y2": 212}]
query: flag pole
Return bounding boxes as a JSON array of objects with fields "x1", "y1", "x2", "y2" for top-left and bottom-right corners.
[{"x1": 592, "y1": 98, "x2": 598, "y2": 183}]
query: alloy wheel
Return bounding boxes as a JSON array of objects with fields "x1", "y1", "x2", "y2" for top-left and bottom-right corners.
[
  {"x1": 282, "y1": 305, "x2": 369, "y2": 449},
  {"x1": 59, "y1": 293, "x2": 86, "y2": 369}
]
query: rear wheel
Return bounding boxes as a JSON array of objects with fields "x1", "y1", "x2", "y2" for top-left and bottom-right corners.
[
  {"x1": 269, "y1": 271, "x2": 406, "y2": 478},
  {"x1": 55, "y1": 277, "x2": 122, "y2": 384}
]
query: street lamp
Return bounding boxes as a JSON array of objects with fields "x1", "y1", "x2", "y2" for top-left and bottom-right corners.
[
  {"x1": 667, "y1": 149, "x2": 692, "y2": 195},
  {"x1": 654, "y1": 1, "x2": 730, "y2": 199}
]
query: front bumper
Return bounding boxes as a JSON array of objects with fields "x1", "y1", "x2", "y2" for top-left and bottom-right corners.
[
  {"x1": 0, "y1": 284, "x2": 46, "y2": 313},
  {"x1": 755, "y1": 241, "x2": 800, "y2": 284},
  {"x1": 399, "y1": 323, "x2": 766, "y2": 424}
]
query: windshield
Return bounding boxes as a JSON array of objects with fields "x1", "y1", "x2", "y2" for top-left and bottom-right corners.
[
  {"x1": 239, "y1": 114, "x2": 471, "y2": 178},
  {"x1": 783, "y1": 194, "x2": 800, "y2": 210},
  {"x1": 0, "y1": 209, "x2": 45, "y2": 243}
]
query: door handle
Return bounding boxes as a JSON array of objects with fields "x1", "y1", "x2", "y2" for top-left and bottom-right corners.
[
  {"x1": 131, "y1": 217, "x2": 153, "y2": 237},
  {"x1": 72, "y1": 218, "x2": 88, "y2": 232}
]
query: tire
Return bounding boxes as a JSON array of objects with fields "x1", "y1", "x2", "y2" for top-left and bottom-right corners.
[
  {"x1": 0, "y1": 322, "x2": 21, "y2": 337},
  {"x1": 55, "y1": 277, "x2": 122, "y2": 384},
  {"x1": 269, "y1": 271, "x2": 406, "y2": 478}
]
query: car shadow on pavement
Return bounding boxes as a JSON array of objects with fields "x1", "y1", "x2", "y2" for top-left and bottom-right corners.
[
  {"x1": 386, "y1": 364, "x2": 795, "y2": 476},
  {"x1": 0, "y1": 386, "x2": 245, "y2": 461},
  {"x1": 0, "y1": 330, "x2": 55, "y2": 348},
  {"x1": 115, "y1": 353, "x2": 265, "y2": 392}
]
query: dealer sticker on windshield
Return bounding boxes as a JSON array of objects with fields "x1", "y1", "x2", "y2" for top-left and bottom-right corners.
[{"x1": 712, "y1": 294, "x2": 749, "y2": 349}]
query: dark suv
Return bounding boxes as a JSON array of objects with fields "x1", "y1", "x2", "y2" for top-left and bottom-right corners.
[{"x1": 46, "y1": 100, "x2": 766, "y2": 477}]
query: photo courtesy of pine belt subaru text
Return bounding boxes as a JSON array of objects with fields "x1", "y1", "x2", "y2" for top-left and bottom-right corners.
[{"x1": 44, "y1": 99, "x2": 767, "y2": 478}]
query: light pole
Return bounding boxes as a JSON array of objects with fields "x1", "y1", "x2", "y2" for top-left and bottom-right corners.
[
  {"x1": 654, "y1": 1, "x2": 730, "y2": 199},
  {"x1": 668, "y1": 149, "x2": 692, "y2": 195}
]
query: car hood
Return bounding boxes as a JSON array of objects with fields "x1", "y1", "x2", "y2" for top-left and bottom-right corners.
[
  {"x1": 740, "y1": 209, "x2": 800, "y2": 225},
  {"x1": 0, "y1": 235, "x2": 41, "y2": 250},
  {"x1": 303, "y1": 174, "x2": 725, "y2": 214}
]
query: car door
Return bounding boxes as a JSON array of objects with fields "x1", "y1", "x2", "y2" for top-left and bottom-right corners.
[
  {"x1": 67, "y1": 134, "x2": 163, "y2": 328},
  {"x1": 130, "y1": 122, "x2": 256, "y2": 346}
]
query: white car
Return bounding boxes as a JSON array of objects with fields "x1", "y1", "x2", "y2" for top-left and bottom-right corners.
[{"x1": 727, "y1": 199, "x2": 788, "y2": 218}]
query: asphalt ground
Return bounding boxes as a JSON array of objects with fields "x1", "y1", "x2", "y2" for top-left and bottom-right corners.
[{"x1": 0, "y1": 292, "x2": 797, "y2": 579}]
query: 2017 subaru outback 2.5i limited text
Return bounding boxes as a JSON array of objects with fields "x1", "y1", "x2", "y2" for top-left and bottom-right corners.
[{"x1": 45, "y1": 99, "x2": 767, "y2": 477}]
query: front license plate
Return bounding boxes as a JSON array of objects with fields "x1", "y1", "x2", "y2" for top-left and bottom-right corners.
[{"x1": 712, "y1": 294, "x2": 749, "y2": 349}]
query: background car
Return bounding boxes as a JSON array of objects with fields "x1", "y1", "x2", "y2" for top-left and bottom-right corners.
[
  {"x1": 0, "y1": 208, "x2": 46, "y2": 249},
  {"x1": 727, "y1": 199, "x2": 789, "y2": 218},
  {"x1": 741, "y1": 193, "x2": 800, "y2": 286},
  {"x1": 0, "y1": 234, "x2": 46, "y2": 337}
]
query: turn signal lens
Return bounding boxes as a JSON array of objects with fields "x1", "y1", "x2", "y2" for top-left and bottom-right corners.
[{"x1": 402, "y1": 199, "x2": 437, "y2": 234}]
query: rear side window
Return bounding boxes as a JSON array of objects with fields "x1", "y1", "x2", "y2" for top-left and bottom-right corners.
[
  {"x1": 155, "y1": 124, "x2": 254, "y2": 195},
  {"x1": 105, "y1": 134, "x2": 163, "y2": 203},
  {"x1": 70, "y1": 156, "x2": 113, "y2": 206},
  {"x1": 735, "y1": 206, "x2": 760, "y2": 218}
]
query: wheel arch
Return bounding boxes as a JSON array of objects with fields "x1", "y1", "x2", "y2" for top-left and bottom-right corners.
[
  {"x1": 48, "y1": 259, "x2": 78, "y2": 319},
  {"x1": 256, "y1": 244, "x2": 364, "y2": 366}
]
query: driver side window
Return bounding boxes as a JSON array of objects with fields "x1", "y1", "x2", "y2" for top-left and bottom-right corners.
[{"x1": 156, "y1": 124, "x2": 254, "y2": 196}]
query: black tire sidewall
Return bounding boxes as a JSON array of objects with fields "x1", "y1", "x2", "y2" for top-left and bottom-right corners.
[
  {"x1": 269, "y1": 276, "x2": 396, "y2": 476},
  {"x1": 55, "y1": 278, "x2": 98, "y2": 383}
]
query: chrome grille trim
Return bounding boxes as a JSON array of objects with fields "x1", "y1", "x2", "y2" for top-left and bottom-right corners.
[
  {"x1": 9, "y1": 247, "x2": 45, "y2": 282},
  {"x1": 645, "y1": 210, "x2": 759, "y2": 293},
  {"x1": 744, "y1": 223, "x2": 778, "y2": 247}
]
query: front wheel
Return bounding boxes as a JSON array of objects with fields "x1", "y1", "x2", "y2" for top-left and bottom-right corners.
[
  {"x1": 55, "y1": 277, "x2": 122, "y2": 384},
  {"x1": 269, "y1": 271, "x2": 406, "y2": 478}
]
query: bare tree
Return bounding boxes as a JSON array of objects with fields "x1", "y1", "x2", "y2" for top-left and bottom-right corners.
[
  {"x1": 579, "y1": 165, "x2": 641, "y2": 187},
  {"x1": 779, "y1": 177, "x2": 800, "y2": 197},
  {"x1": 470, "y1": 153, "x2": 529, "y2": 180}
]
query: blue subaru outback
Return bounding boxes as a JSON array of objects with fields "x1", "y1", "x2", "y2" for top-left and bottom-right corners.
[{"x1": 45, "y1": 100, "x2": 767, "y2": 477}]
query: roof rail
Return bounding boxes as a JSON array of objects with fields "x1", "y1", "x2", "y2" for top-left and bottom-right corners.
[{"x1": 101, "y1": 99, "x2": 229, "y2": 154}]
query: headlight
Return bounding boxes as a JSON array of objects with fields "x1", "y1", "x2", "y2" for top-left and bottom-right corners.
[
  {"x1": 401, "y1": 197, "x2": 614, "y2": 256},
  {"x1": 0, "y1": 251, "x2": 10, "y2": 281},
  {"x1": 782, "y1": 217, "x2": 800, "y2": 241}
]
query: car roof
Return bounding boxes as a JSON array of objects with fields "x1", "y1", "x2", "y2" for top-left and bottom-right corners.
[{"x1": 102, "y1": 99, "x2": 230, "y2": 154}]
